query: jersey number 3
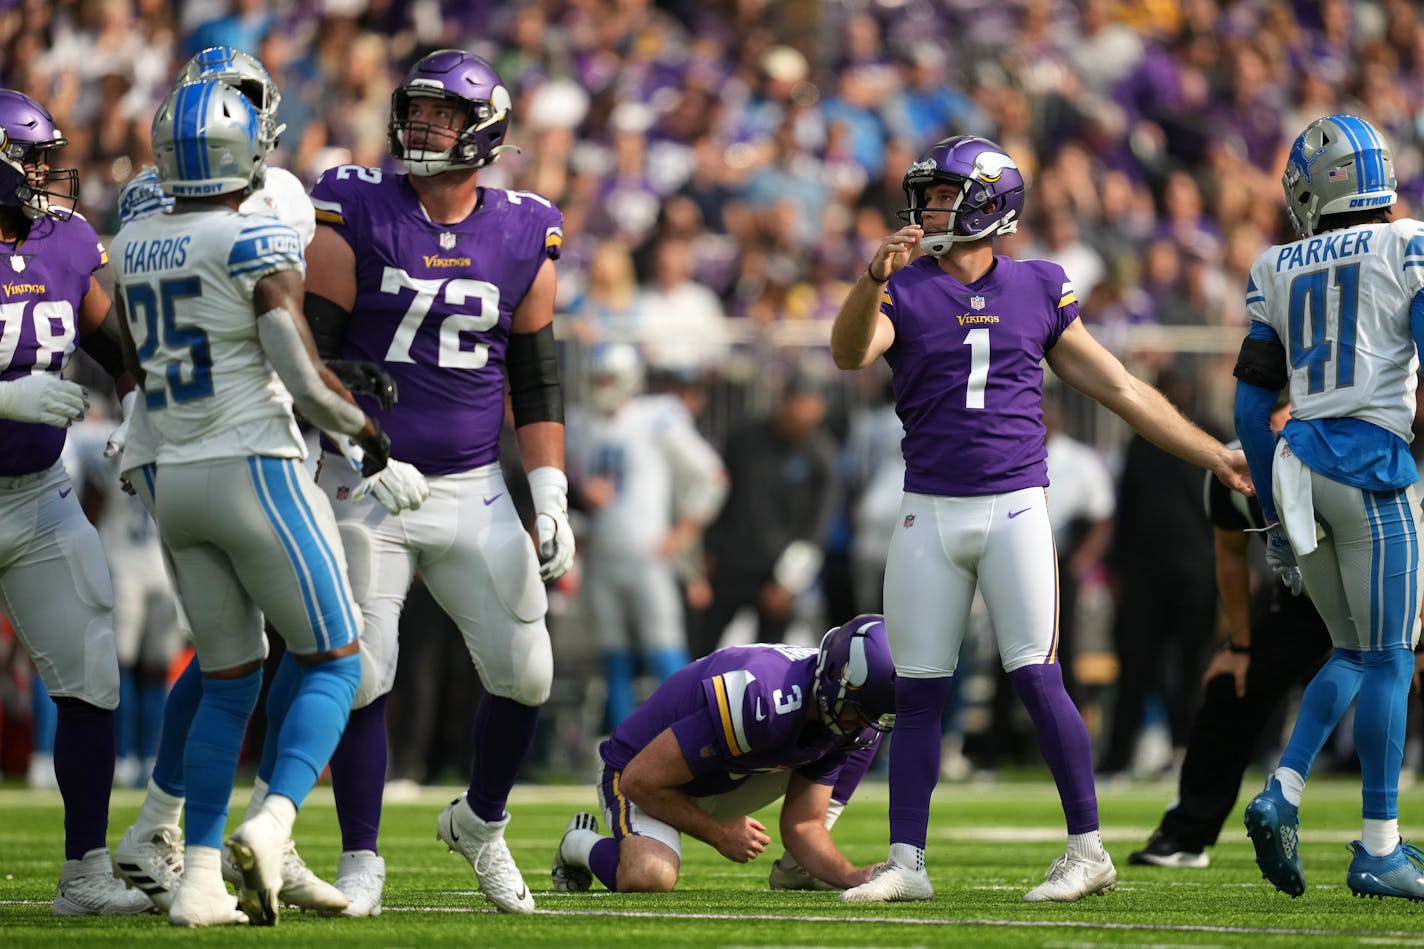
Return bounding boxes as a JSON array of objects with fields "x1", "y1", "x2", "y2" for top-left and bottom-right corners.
[{"x1": 381, "y1": 266, "x2": 498, "y2": 369}]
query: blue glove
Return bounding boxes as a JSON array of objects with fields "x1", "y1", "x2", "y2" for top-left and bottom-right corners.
[{"x1": 1266, "y1": 524, "x2": 1303, "y2": 596}]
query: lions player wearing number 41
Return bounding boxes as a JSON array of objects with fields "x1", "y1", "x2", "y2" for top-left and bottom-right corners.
[
  {"x1": 830, "y1": 134, "x2": 1253, "y2": 904},
  {"x1": 301, "y1": 49, "x2": 573, "y2": 915},
  {"x1": 1235, "y1": 114, "x2": 1424, "y2": 902}
]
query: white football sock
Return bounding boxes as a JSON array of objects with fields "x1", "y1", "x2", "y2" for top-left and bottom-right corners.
[{"x1": 1362, "y1": 818, "x2": 1400, "y2": 857}]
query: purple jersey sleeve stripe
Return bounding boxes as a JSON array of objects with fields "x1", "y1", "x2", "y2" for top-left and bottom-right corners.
[{"x1": 709, "y1": 675, "x2": 746, "y2": 756}]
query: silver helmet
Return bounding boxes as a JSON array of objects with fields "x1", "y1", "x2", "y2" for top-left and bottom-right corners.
[
  {"x1": 1281, "y1": 114, "x2": 1396, "y2": 237},
  {"x1": 151, "y1": 79, "x2": 266, "y2": 197},
  {"x1": 176, "y1": 46, "x2": 284, "y2": 154}
]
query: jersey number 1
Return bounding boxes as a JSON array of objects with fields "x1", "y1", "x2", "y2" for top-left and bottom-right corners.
[{"x1": 1288, "y1": 263, "x2": 1360, "y2": 394}]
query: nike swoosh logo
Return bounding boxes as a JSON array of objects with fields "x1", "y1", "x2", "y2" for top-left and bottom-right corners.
[
  {"x1": 755, "y1": 698, "x2": 766, "y2": 721},
  {"x1": 1007, "y1": 508, "x2": 1030, "y2": 519},
  {"x1": 517, "y1": 884, "x2": 529, "y2": 901},
  {"x1": 59, "y1": 487, "x2": 72, "y2": 498},
  {"x1": 483, "y1": 494, "x2": 502, "y2": 506}
]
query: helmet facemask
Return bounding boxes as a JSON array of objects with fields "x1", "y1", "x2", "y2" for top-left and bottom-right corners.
[
  {"x1": 387, "y1": 50, "x2": 520, "y2": 177},
  {"x1": 813, "y1": 618, "x2": 897, "y2": 749},
  {"x1": 897, "y1": 137, "x2": 1025, "y2": 257}
]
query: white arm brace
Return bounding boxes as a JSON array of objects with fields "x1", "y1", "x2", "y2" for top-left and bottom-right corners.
[{"x1": 256, "y1": 306, "x2": 366, "y2": 438}]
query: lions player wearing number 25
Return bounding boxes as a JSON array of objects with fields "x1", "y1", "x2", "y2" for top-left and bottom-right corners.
[
  {"x1": 302, "y1": 49, "x2": 572, "y2": 915},
  {"x1": 831, "y1": 135, "x2": 1253, "y2": 905},
  {"x1": 0, "y1": 88, "x2": 152, "y2": 917},
  {"x1": 1235, "y1": 115, "x2": 1424, "y2": 902}
]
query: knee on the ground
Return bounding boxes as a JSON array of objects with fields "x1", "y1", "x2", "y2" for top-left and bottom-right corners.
[{"x1": 617, "y1": 859, "x2": 678, "y2": 893}]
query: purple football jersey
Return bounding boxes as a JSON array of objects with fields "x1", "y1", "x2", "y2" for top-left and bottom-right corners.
[
  {"x1": 600, "y1": 644, "x2": 863, "y2": 797},
  {"x1": 881, "y1": 255, "x2": 1079, "y2": 496},
  {"x1": 0, "y1": 214, "x2": 106, "y2": 476},
  {"x1": 311, "y1": 169, "x2": 563, "y2": 474}
]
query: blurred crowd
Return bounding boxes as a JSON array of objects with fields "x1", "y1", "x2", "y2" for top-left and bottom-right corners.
[{"x1": 3, "y1": 0, "x2": 1424, "y2": 785}]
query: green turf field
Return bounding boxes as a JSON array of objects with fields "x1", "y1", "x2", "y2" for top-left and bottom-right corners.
[{"x1": 2, "y1": 775, "x2": 1422, "y2": 947}]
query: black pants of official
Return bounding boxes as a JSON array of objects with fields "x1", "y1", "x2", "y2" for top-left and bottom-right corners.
[{"x1": 1157, "y1": 580, "x2": 1331, "y2": 848}]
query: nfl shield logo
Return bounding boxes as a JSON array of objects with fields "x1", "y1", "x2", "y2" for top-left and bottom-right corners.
[
  {"x1": 439, "y1": 232, "x2": 457, "y2": 250},
  {"x1": 970, "y1": 295, "x2": 985, "y2": 310},
  {"x1": 903, "y1": 514, "x2": 916, "y2": 528},
  {"x1": 9, "y1": 255, "x2": 24, "y2": 273}
]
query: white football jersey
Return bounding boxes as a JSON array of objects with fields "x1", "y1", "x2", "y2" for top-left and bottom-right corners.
[
  {"x1": 116, "y1": 167, "x2": 315, "y2": 473},
  {"x1": 110, "y1": 208, "x2": 306, "y2": 464},
  {"x1": 60, "y1": 418, "x2": 164, "y2": 568},
  {"x1": 1247, "y1": 218, "x2": 1424, "y2": 439},
  {"x1": 568, "y1": 394, "x2": 724, "y2": 557}
]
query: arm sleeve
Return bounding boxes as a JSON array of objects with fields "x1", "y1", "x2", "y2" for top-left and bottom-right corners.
[
  {"x1": 1234, "y1": 377, "x2": 1280, "y2": 522},
  {"x1": 256, "y1": 307, "x2": 367, "y2": 438}
]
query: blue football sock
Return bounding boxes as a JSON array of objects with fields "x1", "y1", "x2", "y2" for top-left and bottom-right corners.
[
  {"x1": 116, "y1": 667, "x2": 136, "y2": 761},
  {"x1": 603, "y1": 652, "x2": 636, "y2": 730},
  {"x1": 184, "y1": 669, "x2": 262, "y2": 849},
  {"x1": 151, "y1": 656, "x2": 203, "y2": 797},
  {"x1": 137, "y1": 679, "x2": 168, "y2": 760},
  {"x1": 1356, "y1": 648, "x2": 1414, "y2": 820},
  {"x1": 31, "y1": 675, "x2": 56, "y2": 755},
  {"x1": 256, "y1": 652, "x2": 303, "y2": 785},
  {"x1": 1279, "y1": 648, "x2": 1364, "y2": 779},
  {"x1": 266, "y1": 653, "x2": 359, "y2": 808}
]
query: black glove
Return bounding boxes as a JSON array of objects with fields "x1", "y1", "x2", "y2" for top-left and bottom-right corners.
[
  {"x1": 328, "y1": 360, "x2": 399, "y2": 411},
  {"x1": 355, "y1": 424, "x2": 391, "y2": 477}
]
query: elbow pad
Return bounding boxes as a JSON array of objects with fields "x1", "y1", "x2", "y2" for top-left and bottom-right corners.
[
  {"x1": 305, "y1": 292, "x2": 352, "y2": 361},
  {"x1": 507, "y1": 323, "x2": 564, "y2": 426},
  {"x1": 79, "y1": 313, "x2": 128, "y2": 379},
  {"x1": 1233, "y1": 336, "x2": 1288, "y2": 391}
]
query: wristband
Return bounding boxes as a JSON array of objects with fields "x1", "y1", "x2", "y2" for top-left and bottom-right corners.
[
  {"x1": 867, "y1": 264, "x2": 889, "y2": 284},
  {"x1": 1226, "y1": 641, "x2": 1251, "y2": 654}
]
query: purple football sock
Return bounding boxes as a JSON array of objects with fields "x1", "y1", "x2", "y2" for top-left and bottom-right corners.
[
  {"x1": 589, "y1": 836, "x2": 620, "y2": 891},
  {"x1": 54, "y1": 699, "x2": 115, "y2": 859},
  {"x1": 467, "y1": 694, "x2": 540, "y2": 823},
  {"x1": 329, "y1": 694, "x2": 388, "y2": 854},
  {"x1": 1009, "y1": 662, "x2": 1099, "y2": 834},
  {"x1": 887, "y1": 675, "x2": 954, "y2": 849}
]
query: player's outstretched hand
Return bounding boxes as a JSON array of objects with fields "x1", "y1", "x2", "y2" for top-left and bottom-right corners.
[
  {"x1": 327, "y1": 360, "x2": 399, "y2": 411},
  {"x1": 1265, "y1": 524, "x2": 1303, "y2": 596},
  {"x1": 0, "y1": 374, "x2": 88, "y2": 427},
  {"x1": 352, "y1": 458, "x2": 430, "y2": 515},
  {"x1": 528, "y1": 467, "x2": 575, "y2": 581},
  {"x1": 716, "y1": 816, "x2": 770, "y2": 864},
  {"x1": 1215, "y1": 447, "x2": 1254, "y2": 497}
]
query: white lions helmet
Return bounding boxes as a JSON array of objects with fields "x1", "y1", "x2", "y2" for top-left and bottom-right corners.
[
  {"x1": 151, "y1": 79, "x2": 266, "y2": 197},
  {"x1": 1281, "y1": 114, "x2": 1396, "y2": 238},
  {"x1": 176, "y1": 46, "x2": 284, "y2": 155},
  {"x1": 587, "y1": 343, "x2": 644, "y2": 414}
]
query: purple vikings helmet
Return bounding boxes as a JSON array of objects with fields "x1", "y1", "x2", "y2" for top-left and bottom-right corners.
[
  {"x1": 388, "y1": 49, "x2": 517, "y2": 176},
  {"x1": 814, "y1": 614, "x2": 897, "y2": 747},
  {"x1": 899, "y1": 135, "x2": 1025, "y2": 256},
  {"x1": 0, "y1": 89, "x2": 79, "y2": 220}
]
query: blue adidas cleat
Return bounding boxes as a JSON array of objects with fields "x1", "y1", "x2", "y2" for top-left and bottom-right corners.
[
  {"x1": 1244, "y1": 779, "x2": 1305, "y2": 897},
  {"x1": 1347, "y1": 841, "x2": 1424, "y2": 902}
]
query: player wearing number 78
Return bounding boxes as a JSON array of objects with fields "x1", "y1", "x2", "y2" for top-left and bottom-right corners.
[
  {"x1": 830, "y1": 134, "x2": 1253, "y2": 904},
  {"x1": 300, "y1": 48, "x2": 571, "y2": 915}
]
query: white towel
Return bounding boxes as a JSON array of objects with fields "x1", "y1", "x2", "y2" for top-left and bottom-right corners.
[{"x1": 1272, "y1": 438, "x2": 1321, "y2": 556}]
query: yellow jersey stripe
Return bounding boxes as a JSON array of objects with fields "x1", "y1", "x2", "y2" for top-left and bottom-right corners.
[
  {"x1": 1058, "y1": 291, "x2": 1076, "y2": 308},
  {"x1": 314, "y1": 208, "x2": 345, "y2": 226},
  {"x1": 711, "y1": 675, "x2": 745, "y2": 756}
]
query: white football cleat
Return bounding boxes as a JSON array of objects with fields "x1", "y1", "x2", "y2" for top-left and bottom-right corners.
[
  {"x1": 551, "y1": 812, "x2": 598, "y2": 892},
  {"x1": 225, "y1": 812, "x2": 286, "y2": 926},
  {"x1": 1023, "y1": 851, "x2": 1117, "y2": 903},
  {"x1": 53, "y1": 848, "x2": 154, "y2": 916},
  {"x1": 169, "y1": 869, "x2": 249, "y2": 927},
  {"x1": 113, "y1": 824, "x2": 183, "y2": 911},
  {"x1": 840, "y1": 862, "x2": 934, "y2": 903},
  {"x1": 327, "y1": 849, "x2": 385, "y2": 917},
  {"x1": 436, "y1": 794, "x2": 535, "y2": 913},
  {"x1": 768, "y1": 854, "x2": 841, "y2": 891},
  {"x1": 277, "y1": 840, "x2": 347, "y2": 912}
]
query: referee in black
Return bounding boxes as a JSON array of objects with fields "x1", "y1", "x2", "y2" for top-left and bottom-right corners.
[{"x1": 1131, "y1": 401, "x2": 1332, "y2": 868}]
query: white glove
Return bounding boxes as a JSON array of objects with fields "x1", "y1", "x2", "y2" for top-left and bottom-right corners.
[
  {"x1": 0, "y1": 374, "x2": 88, "y2": 427},
  {"x1": 528, "y1": 466, "x2": 574, "y2": 581},
  {"x1": 104, "y1": 390, "x2": 139, "y2": 458},
  {"x1": 350, "y1": 458, "x2": 430, "y2": 515}
]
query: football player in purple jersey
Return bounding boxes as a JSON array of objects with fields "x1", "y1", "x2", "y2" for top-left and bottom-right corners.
[
  {"x1": 302, "y1": 49, "x2": 572, "y2": 915},
  {"x1": 0, "y1": 89, "x2": 152, "y2": 916},
  {"x1": 831, "y1": 135, "x2": 1253, "y2": 904},
  {"x1": 550, "y1": 615, "x2": 894, "y2": 893}
]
